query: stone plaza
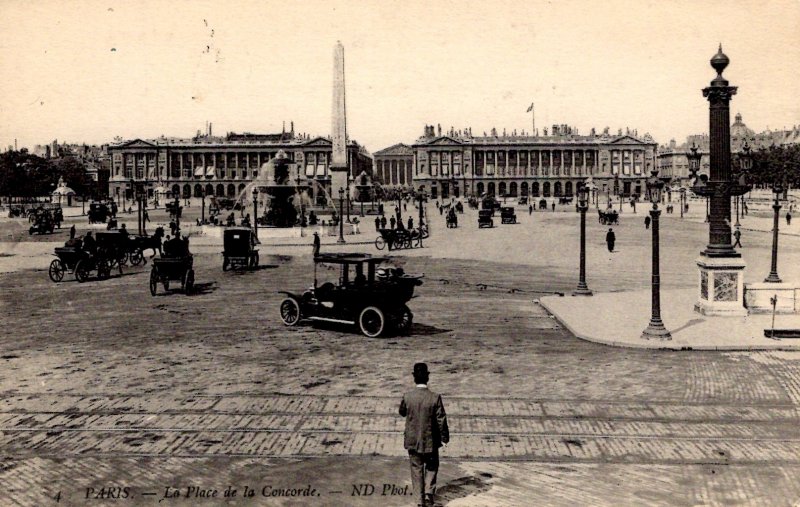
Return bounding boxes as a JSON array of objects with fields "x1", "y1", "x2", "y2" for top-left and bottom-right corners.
[{"x1": 1, "y1": 194, "x2": 800, "y2": 506}]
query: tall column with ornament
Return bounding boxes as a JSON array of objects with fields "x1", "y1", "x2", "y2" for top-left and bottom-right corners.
[{"x1": 692, "y1": 46, "x2": 749, "y2": 316}]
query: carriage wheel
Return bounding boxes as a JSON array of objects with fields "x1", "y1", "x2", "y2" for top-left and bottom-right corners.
[
  {"x1": 129, "y1": 250, "x2": 144, "y2": 266},
  {"x1": 404, "y1": 236, "x2": 413, "y2": 249},
  {"x1": 120, "y1": 252, "x2": 129, "y2": 267},
  {"x1": 279, "y1": 298, "x2": 301, "y2": 326},
  {"x1": 375, "y1": 237, "x2": 386, "y2": 250},
  {"x1": 222, "y1": 256, "x2": 230, "y2": 271},
  {"x1": 184, "y1": 269, "x2": 195, "y2": 294},
  {"x1": 149, "y1": 269, "x2": 158, "y2": 296},
  {"x1": 359, "y1": 306, "x2": 385, "y2": 338},
  {"x1": 250, "y1": 252, "x2": 259, "y2": 269},
  {"x1": 75, "y1": 260, "x2": 89, "y2": 283},
  {"x1": 393, "y1": 305, "x2": 413, "y2": 335},
  {"x1": 48, "y1": 259, "x2": 65, "y2": 283}
]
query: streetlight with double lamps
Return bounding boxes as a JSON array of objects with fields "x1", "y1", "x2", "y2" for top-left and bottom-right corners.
[
  {"x1": 173, "y1": 190, "x2": 181, "y2": 232},
  {"x1": 417, "y1": 190, "x2": 427, "y2": 248},
  {"x1": 641, "y1": 167, "x2": 671, "y2": 340},
  {"x1": 201, "y1": 188, "x2": 206, "y2": 225},
  {"x1": 764, "y1": 178, "x2": 784, "y2": 283},
  {"x1": 252, "y1": 188, "x2": 258, "y2": 241},
  {"x1": 337, "y1": 187, "x2": 346, "y2": 244},
  {"x1": 687, "y1": 143, "x2": 703, "y2": 218},
  {"x1": 573, "y1": 185, "x2": 593, "y2": 296}
]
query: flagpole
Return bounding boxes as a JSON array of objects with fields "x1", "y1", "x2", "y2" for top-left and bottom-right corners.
[{"x1": 531, "y1": 103, "x2": 535, "y2": 136}]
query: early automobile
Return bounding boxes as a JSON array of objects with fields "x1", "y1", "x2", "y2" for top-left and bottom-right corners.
[
  {"x1": 222, "y1": 227, "x2": 259, "y2": 270},
  {"x1": 29, "y1": 212, "x2": 55, "y2": 235},
  {"x1": 478, "y1": 209, "x2": 494, "y2": 228},
  {"x1": 49, "y1": 246, "x2": 112, "y2": 283},
  {"x1": 375, "y1": 227, "x2": 421, "y2": 251},
  {"x1": 278, "y1": 253, "x2": 423, "y2": 338},
  {"x1": 149, "y1": 255, "x2": 194, "y2": 296},
  {"x1": 88, "y1": 202, "x2": 109, "y2": 224},
  {"x1": 518, "y1": 196, "x2": 528, "y2": 205},
  {"x1": 446, "y1": 209, "x2": 458, "y2": 228},
  {"x1": 481, "y1": 196, "x2": 500, "y2": 213},
  {"x1": 500, "y1": 206, "x2": 517, "y2": 224}
]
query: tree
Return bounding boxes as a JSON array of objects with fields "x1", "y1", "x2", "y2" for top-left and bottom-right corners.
[{"x1": 749, "y1": 145, "x2": 800, "y2": 191}]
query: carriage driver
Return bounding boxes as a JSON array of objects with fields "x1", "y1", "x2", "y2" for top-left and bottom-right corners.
[{"x1": 82, "y1": 231, "x2": 97, "y2": 256}]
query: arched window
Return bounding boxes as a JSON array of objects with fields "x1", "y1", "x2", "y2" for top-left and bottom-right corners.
[
  {"x1": 194, "y1": 184, "x2": 203, "y2": 197},
  {"x1": 565, "y1": 181, "x2": 573, "y2": 196},
  {"x1": 216, "y1": 184, "x2": 224, "y2": 196},
  {"x1": 554, "y1": 181, "x2": 562, "y2": 197},
  {"x1": 238, "y1": 183, "x2": 246, "y2": 194},
  {"x1": 227, "y1": 183, "x2": 236, "y2": 197},
  {"x1": 509, "y1": 182, "x2": 518, "y2": 197},
  {"x1": 543, "y1": 182, "x2": 550, "y2": 197},
  {"x1": 182, "y1": 184, "x2": 191, "y2": 198},
  {"x1": 532, "y1": 182, "x2": 539, "y2": 197},
  {"x1": 205, "y1": 183, "x2": 214, "y2": 196},
  {"x1": 171, "y1": 184, "x2": 180, "y2": 197},
  {"x1": 476, "y1": 182, "x2": 484, "y2": 195},
  {"x1": 499, "y1": 182, "x2": 507, "y2": 196},
  {"x1": 520, "y1": 182, "x2": 528, "y2": 196}
]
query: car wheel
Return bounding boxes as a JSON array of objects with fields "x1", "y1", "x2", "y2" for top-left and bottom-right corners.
[
  {"x1": 375, "y1": 237, "x2": 385, "y2": 250},
  {"x1": 359, "y1": 306, "x2": 385, "y2": 338},
  {"x1": 184, "y1": 269, "x2": 194, "y2": 294},
  {"x1": 279, "y1": 298, "x2": 301, "y2": 326},
  {"x1": 222, "y1": 257, "x2": 230, "y2": 271},
  {"x1": 149, "y1": 269, "x2": 158, "y2": 296},
  {"x1": 252, "y1": 252, "x2": 259, "y2": 268},
  {"x1": 49, "y1": 259, "x2": 65, "y2": 282},
  {"x1": 394, "y1": 305, "x2": 413, "y2": 335},
  {"x1": 97, "y1": 259, "x2": 110, "y2": 280}
]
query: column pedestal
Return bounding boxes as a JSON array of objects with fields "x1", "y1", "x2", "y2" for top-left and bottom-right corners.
[{"x1": 694, "y1": 256, "x2": 747, "y2": 316}]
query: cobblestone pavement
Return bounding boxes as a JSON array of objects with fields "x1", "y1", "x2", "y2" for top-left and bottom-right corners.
[{"x1": 2, "y1": 221, "x2": 800, "y2": 505}]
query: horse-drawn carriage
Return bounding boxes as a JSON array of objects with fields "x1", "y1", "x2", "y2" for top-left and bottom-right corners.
[
  {"x1": 166, "y1": 201, "x2": 183, "y2": 220},
  {"x1": 278, "y1": 253, "x2": 423, "y2": 337},
  {"x1": 49, "y1": 246, "x2": 112, "y2": 283},
  {"x1": 149, "y1": 255, "x2": 195, "y2": 296},
  {"x1": 375, "y1": 227, "x2": 421, "y2": 250},
  {"x1": 558, "y1": 196, "x2": 574, "y2": 205},
  {"x1": 598, "y1": 209, "x2": 619, "y2": 225},
  {"x1": 222, "y1": 227, "x2": 259, "y2": 270},
  {"x1": 88, "y1": 202, "x2": 110, "y2": 224},
  {"x1": 478, "y1": 209, "x2": 494, "y2": 228},
  {"x1": 500, "y1": 206, "x2": 517, "y2": 224}
]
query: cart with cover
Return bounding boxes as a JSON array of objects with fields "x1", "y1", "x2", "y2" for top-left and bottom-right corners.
[
  {"x1": 88, "y1": 202, "x2": 109, "y2": 224},
  {"x1": 222, "y1": 227, "x2": 259, "y2": 270},
  {"x1": 278, "y1": 253, "x2": 423, "y2": 338},
  {"x1": 478, "y1": 209, "x2": 494, "y2": 228},
  {"x1": 149, "y1": 255, "x2": 194, "y2": 295},
  {"x1": 500, "y1": 206, "x2": 517, "y2": 224}
]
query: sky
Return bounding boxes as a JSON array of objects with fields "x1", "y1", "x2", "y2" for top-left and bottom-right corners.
[{"x1": 1, "y1": 0, "x2": 799, "y2": 153}]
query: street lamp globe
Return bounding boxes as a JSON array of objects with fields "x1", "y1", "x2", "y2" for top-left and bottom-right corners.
[
  {"x1": 645, "y1": 168, "x2": 665, "y2": 206},
  {"x1": 687, "y1": 143, "x2": 702, "y2": 184}
]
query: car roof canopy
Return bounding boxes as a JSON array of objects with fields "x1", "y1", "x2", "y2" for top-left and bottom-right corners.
[{"x1": 314, "y1": 253, "x2": 389, "y2": 265}]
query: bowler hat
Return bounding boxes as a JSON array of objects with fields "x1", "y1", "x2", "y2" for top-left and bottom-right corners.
[{"x1": 413, "y1": 363, "x2": 428, "y2": 376}]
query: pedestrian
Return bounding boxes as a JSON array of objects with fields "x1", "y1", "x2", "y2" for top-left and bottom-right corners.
[
  {"x1": 733, "y1": 226, "x2": 742, "y2": 248},
  {"x1": 399, "y1": 363, "x2": 449, "y2": 507},
  {"x1": 69, "y1": 224, "x2": 76, "y2": 240},
  {"x1": 143, "y1": 209, "x2": 150, "y2": 223},
  {"x1": 787, "y1": 212, "x2": 792, "y2": 226},
  {"x1": 439, "y1": 205, "x2": 443, "y2": 216},
  {"x1": 644, "y1": 215, "x2": 651, "y2": 229},
  {"x1": 606, "y1": 227, "x2": 616, "y2": 252},
  {"x1": 375, "y1": 216, "x2": 381, "y2": 231},
  {"x1": 390, "y1": 216, "x2": 396, "y2": 229},
  {"x1": 404, "y1": 202, "x2": 407, "y2": 212},
  {"x1": 528, "y1": 204, "x2": 533, "y2": 215},
  {"x1": 352, "y1": 217, "x2": 360, "y2": 234},
  {"x1": 169, "y1": 219, "x2": 177, "y2": 236},
  {"x1": 408, "y1": 216, "x2": 414, "y2": 230},
  {"x1": 312, "y1": 232, "x2": 320, "y2": 258},
  {"x1": 380, "y1": 216, "x2": 387, "y2": 229},
  {"x1": 552, "y1": 201, "x2": 556, "y2": 212}
]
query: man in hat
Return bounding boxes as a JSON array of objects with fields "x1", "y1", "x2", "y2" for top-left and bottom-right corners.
[
  {"x1": 399, "y1": 363, "x2": 449, "y2": 507},
  {"x1": 312, "y1": 231, "x2": 320, "y2": 258}
]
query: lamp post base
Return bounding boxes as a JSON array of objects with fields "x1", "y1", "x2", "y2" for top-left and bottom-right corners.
[
  {"x1": 641, "y1": 319, "x2": 672, "y2": 340},
  {"x1": 572, "y1": 286, "x2": 593, "y2": 296},
  {"x1": 337, "y1": 237, "x2": 346, "y2": 244}
]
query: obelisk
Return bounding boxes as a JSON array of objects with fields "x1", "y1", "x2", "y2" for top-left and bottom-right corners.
[{"x1": 330, "y1": 41, "x2": 349, "y2": 199}]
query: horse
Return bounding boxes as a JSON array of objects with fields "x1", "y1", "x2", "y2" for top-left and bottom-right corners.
[{"x1": 135, "y1": 226, "x2": 165, "y2": 258}]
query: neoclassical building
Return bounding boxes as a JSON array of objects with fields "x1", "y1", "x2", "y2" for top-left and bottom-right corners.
[
  {"x1": 373, "y1": 143, "x2": 413, "y2": 187},
  {"x1": 108, "y1": 131, "x2": 372, "y2": 204},
  {"x1": 411, "y1": 125, "x2": 658, "y2": 200}
]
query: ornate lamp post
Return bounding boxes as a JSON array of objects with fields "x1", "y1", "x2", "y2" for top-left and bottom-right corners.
[
  {"x1": 735, "y1": 141, "x2": 753, "y2": 227},
  {"x1": 174, "y1": 190, "x2": 180, "y2": 232},
  {"x1": 252, "y1": 188, "x2": 258, "y2": 240},
  {"x1": 295, "y1": 175, "x2": 307, "y2": 227},
  {"x1": 573, "y1": 185, "x2": 593, "y2": 296},
  {"x1": 687, "y1": 143, "x2": 702, "y2": 217},
  {"x1": 679, "y1": 188, "x2": 686, "y2": 218},
  {"x1": 641, "y1": 167, "x2": 671, "y2": 340},
  {"x1": 345, "y1": 175, "x2": 352, "y2": 223},
  {"x1": 417, "y1": 190, "x2": 427, "y2": 248},
  {"x1": 201, "y1": 188, "x2": 206, "y2": 225},
  {"x1": 764, "y1": 180, "x2": 784, "y2": 283}
]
